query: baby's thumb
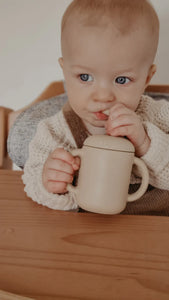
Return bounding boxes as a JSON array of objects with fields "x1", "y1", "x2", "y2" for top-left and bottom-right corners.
[{"x1": 72, "y1": 156, "x2": 81, "y2": 170}]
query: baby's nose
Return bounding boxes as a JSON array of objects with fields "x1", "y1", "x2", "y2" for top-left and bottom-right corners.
[{"x1": 94, "y1": 86, "x2": 115, "y2": 103}]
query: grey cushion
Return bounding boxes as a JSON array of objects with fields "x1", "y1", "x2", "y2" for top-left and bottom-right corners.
[
  {"x1": 7, "y1": 91, "x2": 169, "y2": 168},
  {"x1": 7, "y1": 93, "x2": 67, "y2": 168}
]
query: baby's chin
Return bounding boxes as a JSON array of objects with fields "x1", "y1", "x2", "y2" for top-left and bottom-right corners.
[
  {"x1": 83, "y1": 118, "x2": 105, "y2": 127},
  {"x1": 83, "y1": 119, "x2": 106, "y2": 135}
]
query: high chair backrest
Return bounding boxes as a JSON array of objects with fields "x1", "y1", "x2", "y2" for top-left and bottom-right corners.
[{"x1": 0, "y1": 82, "x2": 169, "y2": 169}]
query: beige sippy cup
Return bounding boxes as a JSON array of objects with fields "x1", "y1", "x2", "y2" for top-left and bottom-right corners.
[{"x1": 67, "y1": 135, "x2": 149, "y2": 214}]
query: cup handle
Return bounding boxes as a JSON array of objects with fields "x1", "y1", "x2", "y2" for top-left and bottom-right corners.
[
  {"x1": 67, "y1": 148, "x2": 83, "y2": 194},
  {"x1": 127, "y1": 157, "x2": 149, "y2": 202}
]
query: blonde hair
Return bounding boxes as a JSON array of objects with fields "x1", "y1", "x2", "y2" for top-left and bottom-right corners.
[{"x1": 61, "y1": 0, "x2": 159, "y2": 59}]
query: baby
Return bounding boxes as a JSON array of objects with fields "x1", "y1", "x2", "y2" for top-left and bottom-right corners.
[{"x1": 22, "y1": 0, "x2": 169, "y2": 212}]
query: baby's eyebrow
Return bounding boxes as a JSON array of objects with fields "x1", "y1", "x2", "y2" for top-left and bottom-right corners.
[
  {"x1": 116, "y1": 68, "x2": 135, "y2": 74},
  {"x1": 71, "y1": 65, "x2": 93, "y2": 72}
]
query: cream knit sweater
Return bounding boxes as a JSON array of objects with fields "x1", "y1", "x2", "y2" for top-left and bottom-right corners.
[{"x1": 22, "y1": 95, "x2": 169, "y2": 210}]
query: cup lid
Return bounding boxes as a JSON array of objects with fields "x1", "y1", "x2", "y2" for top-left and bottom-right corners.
[{"x1": 84, "y1": 135, "x2": 135, "y2": 153}]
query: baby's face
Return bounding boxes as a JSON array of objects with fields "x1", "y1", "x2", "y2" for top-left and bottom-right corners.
[{"x1": 60, "y1": 21, "x2": 155, "y2": 133}]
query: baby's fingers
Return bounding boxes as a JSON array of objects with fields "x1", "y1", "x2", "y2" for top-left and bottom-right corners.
[
  {"x1": 51, "y1": 148, "x2": 80, "y2": 170},
  {"x1": 44, "y1": 169, "x2": 73, "y2": 194},
  {"x1": 46, "y1": 181, "x2": 68, "y2": 194},
  {"x1": 107, "y1": 114, "x2": 133, "y2": 130},
  {"x1": 109, "y1": 103, "x2": 130, "y2": 118},
  {"x1": 47, "y1": 158, "x2": 74, "y2": 175},
  {"x1": 106, "y1": 124, "x2": 133, "y2": 137},
  {"x1": 47, "y1": 169, "x2": 73, "y2": 183}
]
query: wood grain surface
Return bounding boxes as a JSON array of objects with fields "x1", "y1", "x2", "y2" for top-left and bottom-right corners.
[
  {"x1": 0, "y1": 289, "x2": 35, "y2": 300},
  {"x1": 0, "y1": 170, "x2": 169, "y2": 300}
]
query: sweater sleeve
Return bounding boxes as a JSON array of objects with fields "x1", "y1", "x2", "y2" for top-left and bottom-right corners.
[
  {"x1": 22, "y1": 111, "x2": 79, "y2": 210},
  {"x1": 136, "y1": 96, "x2": 169, "y2": 190}
]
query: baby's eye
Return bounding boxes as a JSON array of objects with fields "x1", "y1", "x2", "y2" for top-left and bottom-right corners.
[
  {"x1": 80, "y1": 74, "x2": 93, "y2": 82},
  {"x1": 115, "y1": 77, "x2": 130, "y2": 85}
]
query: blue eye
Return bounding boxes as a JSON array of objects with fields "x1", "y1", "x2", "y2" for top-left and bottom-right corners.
[
  {"x1": 115, "y1": 77, "x2": 130, "y2": 85},
  {"x1": 80, "y1": 74, "x2": 93, "y2": 82}
]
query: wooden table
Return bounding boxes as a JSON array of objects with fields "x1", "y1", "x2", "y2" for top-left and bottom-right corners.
[{"x1": 0, "y1": 170, "x2": 169, "y2": 300}]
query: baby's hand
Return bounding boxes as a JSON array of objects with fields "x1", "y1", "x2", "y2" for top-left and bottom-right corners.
[
  {"x1": 42, "y1": 148, "x2": 80, "y2": 194},
  {"x1": 105, "y1": 103, "x2": 150, "y2": 157}
]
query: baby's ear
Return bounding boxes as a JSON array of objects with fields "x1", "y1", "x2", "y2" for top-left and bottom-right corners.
[
  {"x1": 58, "y1": 57, "x2": 64, "y2": 69},
  {"x1": 145, "y1": 64, "x2": 157, "y2": 87}
]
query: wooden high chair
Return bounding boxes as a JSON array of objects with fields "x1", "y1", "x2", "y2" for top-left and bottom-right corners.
[
  {"x1": 0, "y1": 82, "x2": 169, "y2": 169},
  {"x1": 0, "y1": 81, "x2": 65, "y2": 169}
]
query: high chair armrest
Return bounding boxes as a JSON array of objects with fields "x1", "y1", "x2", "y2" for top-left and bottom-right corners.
[
  {"x1": 145, "y1": 84, "x2": 169, "y2": 93},
  {"x1": 0, "y1": 106, "x2": 13, "y2": 169},
  {"x1": 6, "y1": 81, "x2": 65, "y2": 130}
]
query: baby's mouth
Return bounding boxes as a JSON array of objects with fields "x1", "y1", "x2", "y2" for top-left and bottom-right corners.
[
  {"x1": 94, "y1": 110, "x2": 109, "y2": 120},
  {"x1": 102, "y1": 109, "x2": 109, "y2": 116}
]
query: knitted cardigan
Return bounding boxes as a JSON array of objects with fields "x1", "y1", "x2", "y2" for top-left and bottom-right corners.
[{"x1": 22, "y1": 95, "x2": 169, "y2": 215}]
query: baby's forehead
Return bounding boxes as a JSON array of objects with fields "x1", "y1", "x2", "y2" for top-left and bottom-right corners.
[
  {"x1": 62, "y1": 13, "x2": 151, "y2": 45},
  {"x1": 62, "y1": 8, "x2": 158, "y2": 63},
  {"x1": 61, "y1": 17, "x2": 157, "y2": 68},
  {"x1": 62, "y1": 8, "x2": 155, "y2": 40}
]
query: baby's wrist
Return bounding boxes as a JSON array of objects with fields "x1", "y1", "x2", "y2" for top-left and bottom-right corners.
[{"x1": 135, "y1": 135, "x2": 151, "y2": 157}]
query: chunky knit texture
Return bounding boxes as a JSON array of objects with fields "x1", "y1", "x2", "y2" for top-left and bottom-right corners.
[{"x1": 22, "y1": 95, "x2": 169, "y2": 211}]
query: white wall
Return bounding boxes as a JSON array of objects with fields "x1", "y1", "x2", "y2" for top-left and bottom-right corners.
[{"x1": 0, "y1": 0, "x2": 169, "y2": 110}]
